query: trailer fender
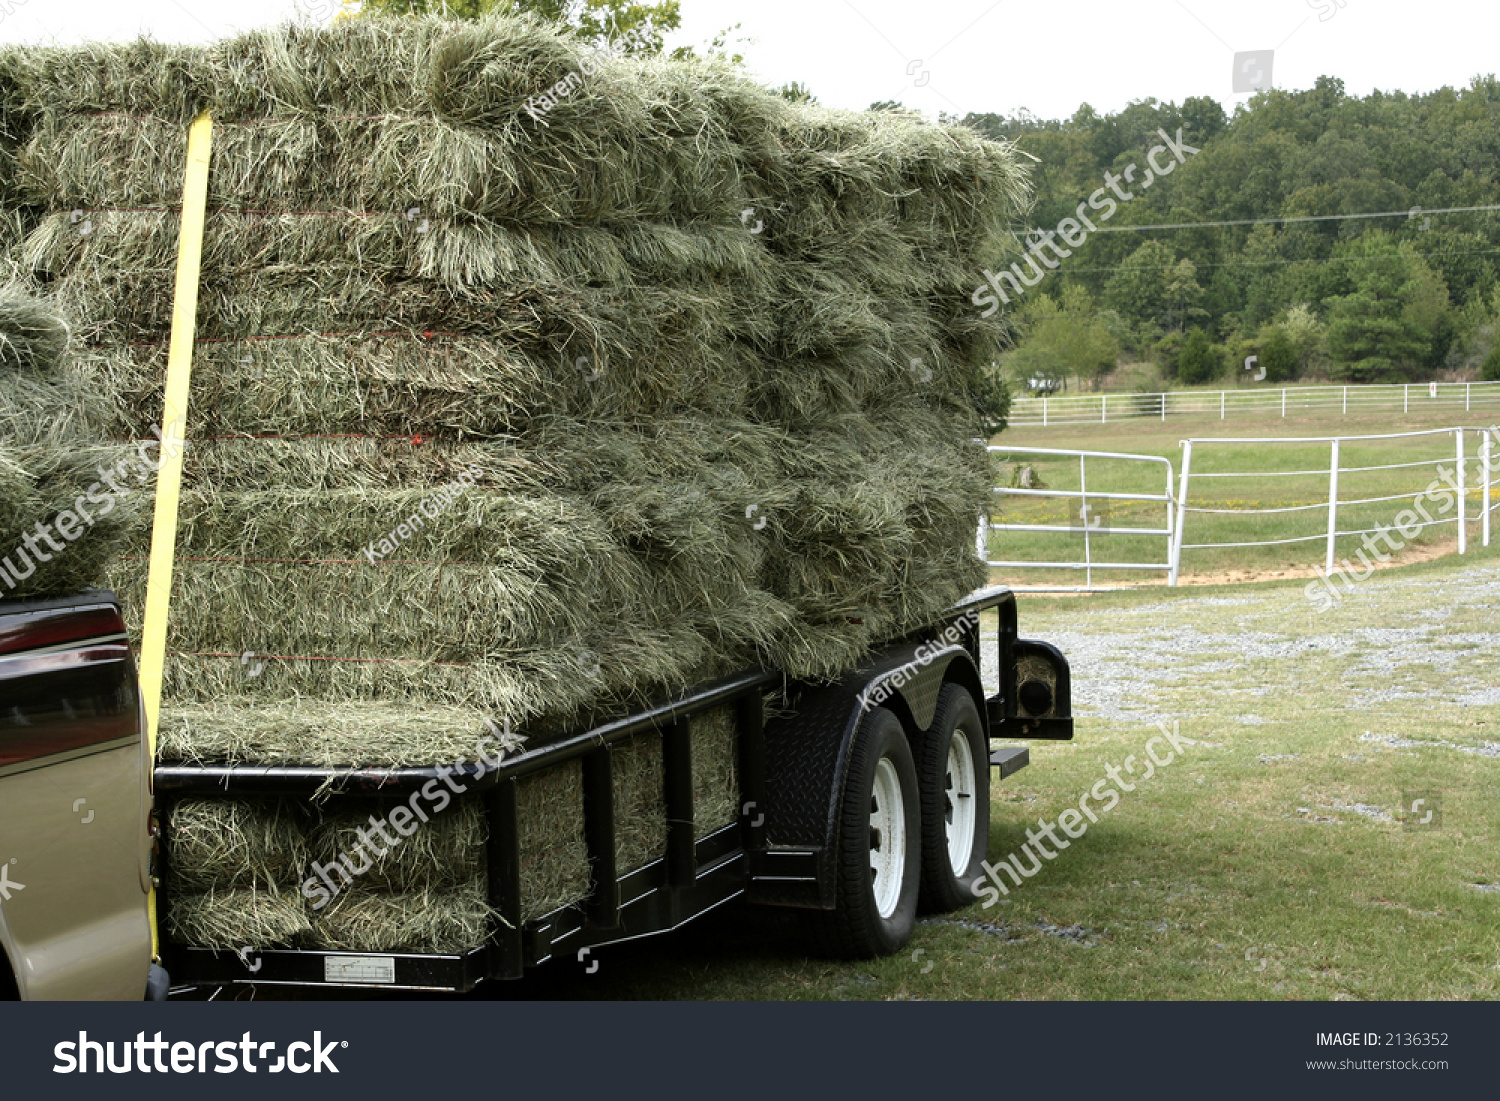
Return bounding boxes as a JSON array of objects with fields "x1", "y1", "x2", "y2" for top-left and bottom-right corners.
[{"x1": 749, "y1": 640, "x2": 979, "y2": 909}]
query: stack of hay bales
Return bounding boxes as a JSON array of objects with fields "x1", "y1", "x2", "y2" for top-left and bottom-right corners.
[
  {"x1": 0, "y1": 17, "x2": 1028, "y2": 951},
  {"x1": 0, "y1": 290, "x2": 135, "y2": 599}
]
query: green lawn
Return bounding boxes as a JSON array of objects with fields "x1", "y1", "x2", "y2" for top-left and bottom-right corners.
[{"x1": 480, "y1": 553, "x2": 1500, "y2": 1002}]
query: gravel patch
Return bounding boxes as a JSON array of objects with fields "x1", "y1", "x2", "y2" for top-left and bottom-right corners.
[
  {"x1": 1325, "y1": 801, "x2": 1395, "y2": 823},
  {"x1": 1359, "y1": 731, "x2": 1500, "y2": 757},
  {"x1": 918, "y1": 917, "x2": 1023, "y2": 940}
]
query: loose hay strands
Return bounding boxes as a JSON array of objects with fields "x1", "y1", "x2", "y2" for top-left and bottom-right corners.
[
  {"x1": 167, "y1": 884, "x2": 311, "y2": 950},
  {"x1": 309, "y1": 796, "x2": 486, "y2": 894},
  {"x1": 692, "y1": 703, "x2": 740, "y2": 840},
  {"x1": 308, "y1": 880, "x2": 493, "y2": 954},
  {"x1": 0, "y1": 287, "x2": 136, "y2": 599},
  {"x1": 168, "y1": 798, "x2": 308, "y2": 891},
  {"x1": 517, "y1": 759, "x2": 591, "y2": 922}
]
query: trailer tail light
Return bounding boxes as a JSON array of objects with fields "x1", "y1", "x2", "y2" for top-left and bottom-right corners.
[
  {"x1": 0, "y1": 601, "x2": 140, "y2": 769},
  {"x1": 1009, "y1": 639, "x2": 1074, "y2": 741}
]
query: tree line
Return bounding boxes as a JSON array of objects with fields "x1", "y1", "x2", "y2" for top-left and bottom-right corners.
[{"x1": 960, "y1": 77, "x2": 1500, "y2": 390}]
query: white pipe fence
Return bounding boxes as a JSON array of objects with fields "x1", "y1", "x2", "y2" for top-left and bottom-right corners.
[
  {"x1": 1011, "y1": 381, "x2": 1500, "y2": 428},
  {"x1": 984, "y1": 428, "x2": 1500, "y2": 591},
  {"x1": 980, "y1": 446, "x2": 1176, "y2": 592},
  {"x1": 1167, "y1": 426, "x2": 1500, "y2": 584}
]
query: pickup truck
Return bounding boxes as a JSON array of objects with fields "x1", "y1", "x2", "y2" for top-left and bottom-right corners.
[
  {"x1": 155, "y1": 585, "x2": 1072, "y2": 994},
  {"x1": 0, "y1": 592, "x2": 158, "y2": 1000}
]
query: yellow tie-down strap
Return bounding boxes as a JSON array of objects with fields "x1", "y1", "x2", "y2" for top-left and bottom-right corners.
[{"x1": 140, "y1": 110, "x2": 213, "y2": 959}]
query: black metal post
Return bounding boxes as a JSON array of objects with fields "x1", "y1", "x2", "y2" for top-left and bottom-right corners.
[
  {"x1": 485, "y1": 779, "x2": 524, "y2": 981},
  {"x1": 581, "y1": 747, "x2": 620, "y2": 931},
  {"x1": 662, "y1": 718, "x2": 696, "y2": 893}
]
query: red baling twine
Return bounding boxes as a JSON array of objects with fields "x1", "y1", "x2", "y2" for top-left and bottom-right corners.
[{"x1": 139, "y1": 649, "x2": 474, "y2": 668}]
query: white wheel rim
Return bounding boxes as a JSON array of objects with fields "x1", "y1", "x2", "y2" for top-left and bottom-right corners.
[
  {"x1": 944, "y1": 730, "x2": 978, "y2": 877},
  {"x1": 869, "y1": 757, "x2": 907, "y2": 919}
]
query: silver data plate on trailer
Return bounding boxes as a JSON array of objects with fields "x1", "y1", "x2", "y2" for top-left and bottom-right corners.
[{"x1": 324, "y1": 956, "x2": 397, "y2": 984}]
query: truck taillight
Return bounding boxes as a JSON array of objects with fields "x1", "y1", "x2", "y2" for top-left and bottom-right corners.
[{"x1": 0, "y1": 600, "x2": 139, "y2": 769}]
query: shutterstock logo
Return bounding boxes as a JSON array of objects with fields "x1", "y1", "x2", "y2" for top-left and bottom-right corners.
[{"x1": 55, "y1": 1032, "x2": 345, "y2": 1074}]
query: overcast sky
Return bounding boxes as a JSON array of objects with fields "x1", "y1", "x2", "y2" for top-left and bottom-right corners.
[{"x1": 0, "y1": 0, "x2": 1495, "y2": 121}]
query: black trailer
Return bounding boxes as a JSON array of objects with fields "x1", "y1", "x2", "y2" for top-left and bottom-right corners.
[{"x1": 153, "y1": 585, "x2": 1072, "y2": 994}]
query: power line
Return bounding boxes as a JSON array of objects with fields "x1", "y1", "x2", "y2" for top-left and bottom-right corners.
[
  {"x1": 1008, "y1": 202, "x2": 1500, "y2": 238},
  {"x1": 1045, "y1": 244, "x2": 1500, "y2": 276}
]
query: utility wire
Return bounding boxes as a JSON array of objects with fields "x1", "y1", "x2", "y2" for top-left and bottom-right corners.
[{"x1": 1008, "y1": 202, "x2": 1500, "y2": 238}]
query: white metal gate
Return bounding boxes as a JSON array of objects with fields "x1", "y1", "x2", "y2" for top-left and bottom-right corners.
[
  {"x1": 1167, "y1": 427, "x2": 1500, "y2": 584},
  {"x1": 980, "y1": 446, "x2": 1177, "y2": 592}
]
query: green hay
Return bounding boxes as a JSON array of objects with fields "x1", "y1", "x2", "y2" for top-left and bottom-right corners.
[
  {"x1": 517, "y1": 759, "x2": 591, "y2": 922},
  {"x1": 158, "y1": 700, "x2": 500, "y2": 769},
  {"x1": 611, "y1": 732, "x2": 667, "y2": 874},
  {"x1": 167, "y1": 798, "x2": 307, "y2": 891},
  {"x1": 307, "y1": 880, "x2": 493, "y2": 954},
  {"x1": 692, "y1": 704, "x2": 740, "y2": 840},
  {"x1": 6, "y1": 15, "x2": 1028, "y2": 950},
  {"x1": 167, "y1": 884, "x2": 311, "y2": 950},
  {"x1": 0, "y1": 288, "x2": 136, "y2": 599},
  {"x1": 308, "y1": 797, "x2": 486, "y2": 893}
]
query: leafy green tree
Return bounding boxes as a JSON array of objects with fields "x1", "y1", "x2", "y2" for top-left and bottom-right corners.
[
  {"x1": 1277, "y1": 304, "x2": 1326, "y2": 372},
  {"x1": 359, "y1": 0, "x2": 682, "y2": 53},
  {"x1": 1153, "y1": 330, "x2": 1184, "y2": 380},
  {"x1": 1400, "y1": 250, "x2": 1456, "y2": 369},
  {"x1": 1482, "y1": 344, "x2": 1500, "y2": 382},
  {"x1": 1257, "y1": 325, "x2": 1299, "y2": 382},
  {"x1": 1006, "y1": 289, "x2": 1119, "y2": 390},
  {"x1": 1324, "y1": 237, "x2": 1431, "y2": 381},
  {"x1": 774, "y1": 83, "x2": 818, "y2": 104},
  {"x1": 969, "y1": 364, "x2": 1011, "y2": 437},
  {"x1": 1103, "y1": 240, "x2": 1175, "y2": 336},
  {"x1": 1176, "y1": 329, "x2": 1219, "y2": 385},
  {"x1": 1162, "y1": 258, "x2": 1207, "y2": 332}
]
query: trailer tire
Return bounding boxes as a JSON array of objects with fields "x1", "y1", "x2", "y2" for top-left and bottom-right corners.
[
  {"x1": 805, "y1": 706, "x2": 921, "y2": 959},
  {"x1": 917, "y1": 684, "x2": 990, "y2": 913}
]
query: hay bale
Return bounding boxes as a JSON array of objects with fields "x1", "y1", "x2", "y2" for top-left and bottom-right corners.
[
  {"x1": 0, "y1": 288, "x2": 137, "y2": 599},
  {"x1": 307, "y1": 880, "x2": 493, "y2": 955},
  {"x1": 308, "y1": 797, "x2": 486, "y2": 894},
  {"x1": 167, "y1": 798, "x2": 307, "y2": 891},
  {"x1": 692, "y1": 704, "x2": 740, "y2": 840},
  {"x1": 517, "y1": 759, "x2": 590, "y2": 922},
  {"x1": 612, "y1": 732, "x2": 667, "y2": 875},
  {"x1": 167, "y1": 884, "x2": 311, "y2": 950}
]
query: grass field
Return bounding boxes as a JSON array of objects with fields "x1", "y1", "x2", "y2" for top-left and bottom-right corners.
[
  {"x1": 472, "y1": 553, "x2": 1500, "y2": 1002},
  {"x1": 987, "y1": 404, "x2": 1500, "y2": 590}
]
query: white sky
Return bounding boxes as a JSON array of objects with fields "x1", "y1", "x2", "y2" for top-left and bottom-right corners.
[{"x1": 0, "y1": 0, "x2": 1495, "y2": 121}]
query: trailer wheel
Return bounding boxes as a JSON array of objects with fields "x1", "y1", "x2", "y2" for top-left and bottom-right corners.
[
  {"x1": 806, "y1": 707, "x2": 921, "y2": 959},
  {"x1": 917, "y1": 684, "x2": 990, "y2": 913}
]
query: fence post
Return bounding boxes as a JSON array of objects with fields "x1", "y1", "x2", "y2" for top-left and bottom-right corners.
[
  {"x1": 1160, "y1": 391, "x2": 1166, "y2": 422},
  {"x1": 1080, "y1": 454, "x2": 1092, "y2": 590},
  {"x1": 1282, "y1": 389, "x2": 1287, "y2": 418},
  {"x1": 1467, "y1": 382, "x2": 1472, "y2": 414},
  {"x1": 1043, "y1": 396, "x2": 1048, "y2": 427},
  {"x1": 1484, "y1": 433, "x2": 1492, "y2": 549},
  {"x1": 1325, "y1": 439, "x2": 1341, "y2": 576},
  {"x1": 1102, "y1": 395, "x2": 1107, "y2": 424},
  {"x1": 977, "y1": 513, "x2": 989, "y2": 561},
  {"x1": 1343, "y1": 386, "x2": 1347, "y2": 415},
  {"x1": 1458, "y1": 428, "x2": 1467, "y2": 556},
  {"x1": 1220, "y1": 391, "x2": 1225, "y2": 420},
  {"x1": 1168, "y1": 441, "x2": 1192, "y2": 587},
  {"x1": 1404, "y1": 384, "x2": 1409, "y2": 414}
]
